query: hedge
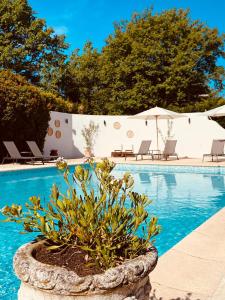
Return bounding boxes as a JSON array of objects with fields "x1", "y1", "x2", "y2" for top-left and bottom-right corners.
[{"x1": 0, "y1": 70, "x2": 75, "y2": 160}]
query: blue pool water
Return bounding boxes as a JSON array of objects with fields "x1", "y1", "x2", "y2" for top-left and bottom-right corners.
[{"x1": 0, "y1": 164, "x2": 225, "y2": 299}]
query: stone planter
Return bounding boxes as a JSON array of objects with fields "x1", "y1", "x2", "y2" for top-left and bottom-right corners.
[{"x1": 14, "y1": 241, "x2": 158, "y2": 300}]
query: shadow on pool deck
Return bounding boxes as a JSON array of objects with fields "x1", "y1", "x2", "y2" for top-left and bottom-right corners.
[{"x1": 150, "y1": 290, "x2": 201, "y2": 300}]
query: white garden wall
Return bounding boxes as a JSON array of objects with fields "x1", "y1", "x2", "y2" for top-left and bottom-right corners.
[{"x1": 43, "y1": 111, "x2": 225, "y2": 158}]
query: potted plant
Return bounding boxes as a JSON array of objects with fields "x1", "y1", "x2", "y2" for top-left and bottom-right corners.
[
  {"x1": 81, "y1": 121, "x2": 99, "y2": 157},
  {"x1": 1, "y1": 159, "x2": 160, "y2": 300}
]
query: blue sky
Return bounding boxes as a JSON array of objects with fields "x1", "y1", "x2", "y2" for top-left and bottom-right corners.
[{"x1": 29, "y1": 0, "x2": 225, "y2": 54}]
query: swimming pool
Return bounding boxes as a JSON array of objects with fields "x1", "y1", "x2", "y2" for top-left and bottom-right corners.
[{"x1": 0, "y1": 164, "x2": 225, "y2": 299}]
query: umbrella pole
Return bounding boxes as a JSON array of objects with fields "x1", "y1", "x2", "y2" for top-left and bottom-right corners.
[{"x1": 156, "y1": 116, "x2": 159, "y2": 150}]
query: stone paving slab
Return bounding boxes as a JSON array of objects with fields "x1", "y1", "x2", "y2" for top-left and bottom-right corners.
[
  {"x1": 211, "y1": 277, "x2": 225, "y2": 300},
  {"x1": 150, "y1": 208, "x2": 225, "y2": 300},
  {"x1": 149, "y1": 282, "x2": 210, "y2": 300},
  {"x1": 151, "y1": 249, "x2": 225, "y2": 296},
  {"x1": 195, "y1": 209, "x2": 225, "y2": 240},
  {"x1": 174, "y1": 231, "x2": 225, "y2": 262}
]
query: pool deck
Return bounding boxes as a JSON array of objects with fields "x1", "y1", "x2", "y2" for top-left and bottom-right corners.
[
  {"x1": 0, "y1": 157, "x2": 225, "y2": 299},
  {"x1": 2, "y1": 157, "x2": 225, "y2": 171},
  {"x1": 149, "y1": 207, "x2": 225, "y2": 300}
]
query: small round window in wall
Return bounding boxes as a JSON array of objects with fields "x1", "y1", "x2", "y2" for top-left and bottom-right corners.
[
  {"x1": 127, "y1": 130, "x2": 134, "y2": 138},
  {"x1": 47, "y1": 127, "x2": 53, "y2": 136},
  {"x1": 113, "y1": 122, "x2": 121, "y2": 129},
  {"x1": 55, "y1": 120, "x2": 60, "y2": 128},
  {"x1": 55, "y1": 130, "x2": 62, "y2": 139}
]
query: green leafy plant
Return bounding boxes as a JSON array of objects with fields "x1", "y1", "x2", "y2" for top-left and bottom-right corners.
[
  {"x1": 81, "y1": 121, "x2": 99, "y2": 151},
  {"x1": 0, "y1": 70, "x2": 76, "y2": 161},
  {"x1": 1, "y1": 159, "x2": 160, "y2": 270},
  {"x1": 0, "y1": 70, "x2": 50, "y2": 160},
  {"x1": 62, "y1": 9, "x2": 225, "y2": 115},
  {"x1": 0, "y1": 0, "x2": 68, "y2": 87}
]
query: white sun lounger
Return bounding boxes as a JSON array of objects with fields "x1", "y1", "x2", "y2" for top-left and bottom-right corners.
[
  {"x1": 26, "y1": 141, "x2": 58, "y2": 162},
  {"x1": 2, "y1": 141, "x2": 36, "y2": 164}
]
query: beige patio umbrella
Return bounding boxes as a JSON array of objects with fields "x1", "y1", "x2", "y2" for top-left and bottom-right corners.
[
  {"x1": 128, "y1": 106, "x2": 186, "y2": 150},
  {"x1": 203, "y1": 104, "x2": 225, "y2": 118}
]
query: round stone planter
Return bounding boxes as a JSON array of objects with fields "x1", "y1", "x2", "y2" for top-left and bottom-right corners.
[{"x1": 14, "y1": 241, "x2": 158, "y2": 300}]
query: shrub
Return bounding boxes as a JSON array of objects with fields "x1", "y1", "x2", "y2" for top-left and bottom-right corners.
[
  {"x1": 43, "y1": 91, "x2": 75, "y2": 113},
  {"x1": 0, "y1": 70, "x2": 50, "y2": 158},
  {"x1": 0, "y1": 70, "x2": 75, "y2": 160},
  {"x1": 1, "y1": 159, "x2": 160, "y2": 270}
]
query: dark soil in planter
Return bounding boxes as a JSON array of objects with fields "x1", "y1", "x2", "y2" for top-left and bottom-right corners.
[{"x1": 33, "y1": 244, "x2": 103, "y2": 277}]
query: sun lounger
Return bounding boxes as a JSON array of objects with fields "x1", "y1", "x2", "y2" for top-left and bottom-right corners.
[
  {"x1": 155, "y1": 140, "x2": 178, "y2": 160},
  {"x1": 125, "y1": 140, "x2": 151, "y2": 161},
  {"x1": 2, "y1": 141, "x2": 36, "y2": 164},
  {"x1": 202, "y1": 140, "x2": 225, "y2": 162},
  {"x1": 26, "y1": 141, "x2": 58, "y2": 162}
]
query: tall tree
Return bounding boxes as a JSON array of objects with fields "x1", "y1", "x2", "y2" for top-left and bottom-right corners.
[
  {"x1": 0, "y1": 0, "x2": 68, "y2": 88},
  {"x1": 63, "y1": 42, "x2": 102, "y2": 114},
  {"x1": 100, "y1": 9, "x2": 225, "y2": 114},
  {"x1": 63, "y1": 8, "x2": 225, "y2": 115}
]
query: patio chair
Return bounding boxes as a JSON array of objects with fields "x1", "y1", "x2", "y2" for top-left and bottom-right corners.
[
  {"x1": 125, "y1": 140, "x2": 151, "y2": 161},
  {"x1": 202, "y1": 140, "x2": 225, "y2": 162},
  {"x1": 156, "y1": 140, "x2": 178, "y2": 161},
  {"x1": 26, "y1": 141, "x2": 58, "y2": 162},
  {"x1": 2, "y1": 141, "x2": 36, "y2": 164}
]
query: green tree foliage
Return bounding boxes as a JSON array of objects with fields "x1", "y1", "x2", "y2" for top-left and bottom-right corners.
[
  {"x1": 0, "y1": 70, "x2": 75, "y2": 160},
  {"x1": 0, "y1": 0, "x2": 68, "y2": 89},
  {"x1": 43, "y1": 91, "x2": 76, "y2": 114},
  {"x1": 63, "y1": 9, "x2": 225, "y2": 115},
  {"x1": 174, "y1": 96, "x2": 225, "y2": 113},
  {"x1": 2, "y1": 159, "x2": 160, "y2": 269},
  {"x1": 62, "y1": 42, "x2": 102, "y2": 114},
  {"x1": 0, "y1": 70, "x2": 49, "y2": 158}
]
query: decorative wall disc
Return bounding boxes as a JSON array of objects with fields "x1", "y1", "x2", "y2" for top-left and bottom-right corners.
[
  {"x1": 47, "y1": 127, "x2": 53, "y2": 136},
  {"x1": 55, "y1": 130, "x2": 61, "y2": 139},
  {"x1": 55, "y1": 120, "x2": 60, "y2": 127},
  {"x1": 113, "y1": 122, "x2": 121, "y2": 129},
  {"x1": 127, "y1": 130, "x2": 134, "y2": 138}
]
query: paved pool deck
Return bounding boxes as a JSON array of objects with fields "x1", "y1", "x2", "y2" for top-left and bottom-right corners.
[
  {"x1": 149, "y1": 207, "x2": 225, "y2": 300},
  {"x1": 0, "y1": 157, "x2": 225, "y2": 300},
  {"x1": 2, "y1": 157, "x2": 225, "y2": 171}
]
